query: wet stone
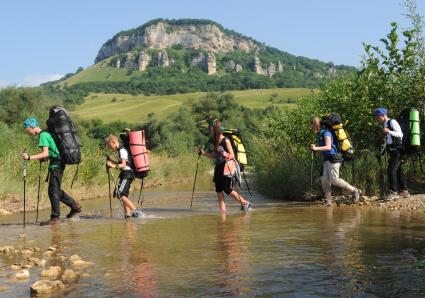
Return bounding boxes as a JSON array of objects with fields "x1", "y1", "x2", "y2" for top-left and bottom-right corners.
[
  {"x1": 43, "y1": 251, "x2": 54, "y2": 258},
  {"x1": 10, "y1": 264, "x2": 21, "y2": 271},
  {"x1": 41, "y1": 266, "x2": 62, "y2": 278},
  {"x1": 36, "y1": 259, "x2": 47, "y2": 267},
  {"x1": 62, "y1": 269, "x2": 78, "y2": 283},
  {"x1": 13, "y1": 269, "x2": 30, "y2": 279},
  {"x1": 30, "y1": 280, "x2": 65, "y2": 294},
  {"x1": 21, "y1": 249, "x2": 33, "y2": 257}
]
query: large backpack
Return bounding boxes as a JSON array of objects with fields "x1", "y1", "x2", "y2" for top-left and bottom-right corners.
[
  {"x1": 119, "y1": 130, "x2": 149, "y2": 179},
  {"x1": 395, "y1": 108, "x2": 421, "y2": 155},
  {"x1": 222, "y1": 128, "x2": 248, "y2": 172},
  {"x1": 46, "y1": 106, "x2": 81, "y2": 164},
  {"x1": 321, "y1": 112, "x2": 354, "y2": 161}
]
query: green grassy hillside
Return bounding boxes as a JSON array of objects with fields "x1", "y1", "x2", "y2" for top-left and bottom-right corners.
[
  {"x1": 72, "y1": 88, "x2": 312, "y2": 123},
  {"x1": 61, "y1": 62, "x2": 139, "y2": 86}
]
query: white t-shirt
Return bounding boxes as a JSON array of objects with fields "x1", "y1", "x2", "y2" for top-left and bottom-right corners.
[
  {"x1": 118, "y1": 148, "x2": 132, "y2": 171},
  {"x1": 384, "y1": 118, "x2": 403, "y2": 145}
]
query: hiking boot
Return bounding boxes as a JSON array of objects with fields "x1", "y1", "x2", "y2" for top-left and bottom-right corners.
[
  {"x1": 40, "y1": 217, "x2": 60, "y2": 226},
  {"x1": 66, "y1": 203, "x2": 82, "y2": 219},
  {"x1": 131, "y1": 209, "x2": 143, "y2": 218},
  {"x1": 386, "y1": 191, "x2": 399, "y2": 201},
  {"x1": 242, "y1": 202, "x2": 252, "y2": 212},
  {"x1": 399, "y1": 190, "x2": 410, "y2": 198},
  {"x1": 352, "y1": 188, "x2": 361, "y2": 204}
]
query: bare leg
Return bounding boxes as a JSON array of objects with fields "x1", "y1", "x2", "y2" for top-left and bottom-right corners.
[
  {"x1": 121, "y1": 196, "x2": 136, "y2": 215},
  {"x1": 228, "y1": 191, "x2": 248, "y2": 205},
  {"x1": 217, "y1": 192, "x2": 226, "y2": 212}
]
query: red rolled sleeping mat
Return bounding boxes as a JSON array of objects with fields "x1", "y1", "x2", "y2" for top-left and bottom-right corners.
[{"x1": 129, "y1": 130, "x2": 149, "y2": 172}]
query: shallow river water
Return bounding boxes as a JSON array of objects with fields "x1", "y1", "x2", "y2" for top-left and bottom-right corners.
[{"x1": 1, "y1": 187, "x2": 425, "y2": 297}]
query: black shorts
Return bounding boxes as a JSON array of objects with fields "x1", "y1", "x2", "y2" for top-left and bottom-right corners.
[
  {"x1": 213, "y1": 164, "x2": 233, "y2": 195},
  {"x1": 115, "y1": 171, "x2": 134, "y2": 198}
]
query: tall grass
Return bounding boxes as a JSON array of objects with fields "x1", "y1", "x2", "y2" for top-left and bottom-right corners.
[{"x1": 0, "y1": 123, "x2": 208, "y2": 212}]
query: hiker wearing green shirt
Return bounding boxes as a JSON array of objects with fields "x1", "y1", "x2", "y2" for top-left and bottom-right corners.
[{"x1": 20, "y1": 118, "x2": 81, "y2": 225}]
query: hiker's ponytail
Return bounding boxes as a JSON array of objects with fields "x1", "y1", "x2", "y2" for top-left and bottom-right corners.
[{"x1": 213, "y1": 119, "x2": 223, "y2": 149}]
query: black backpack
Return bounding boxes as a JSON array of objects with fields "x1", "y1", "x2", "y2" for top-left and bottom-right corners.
[
  {"x1": 46, "y1": 106, "x2": 81, "y2": 165},
  {"x1": 395, "y1": 108, "x2": 421, "y2": 154},
  {"x1": 119, "y1": 133, "x2": 149, "y2": 179}
]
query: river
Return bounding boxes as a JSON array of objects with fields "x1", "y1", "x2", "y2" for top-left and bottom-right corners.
[{"x1": 0, "y1": 186, "x2": 425, "y2": 297}]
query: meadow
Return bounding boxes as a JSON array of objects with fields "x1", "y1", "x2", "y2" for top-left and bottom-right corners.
[{"x1": 72, "y1": 88, "x2": 313, "y2": 123}]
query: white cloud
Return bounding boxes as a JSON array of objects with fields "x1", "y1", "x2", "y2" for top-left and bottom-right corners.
[{"x1": 22, "y1": 74, "x2": 64, "y2": 87}]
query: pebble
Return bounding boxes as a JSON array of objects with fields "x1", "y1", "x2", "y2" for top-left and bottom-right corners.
[
  {"x1": 0, "y1": 209, "x2": 12, "y2": 215},
  {"x1": 35, "y1": 259, "x2": 47, "y2": 267},
  {"x1": 62, "y1": 269, "x2": 78, "y2": 283},
  {"x1": 30, "y1": 280, "x2": 65, "y2": 294},
  {"x1": 43, "y1": 251, "x2": 54, "y2": 258},
  {"x1": 21, "y1": 249, "x2": 33, "y2": 257},
  {"x1": 19, "y1": 234, "x2": 27, "y2": 239},
  {"x1": 13, "y1": 269, "x2": 30, "y2": 279},
  {"x1": 47, "y1": 246, "x2": 57, "y2": 252},
  {"x1": 69, "y1": 255, "x2": 81, "y2": 262},
  {"x1": 10, "y1": 264, "x2": 21, "y2": 271},
  {"x1": 0, "y1": 246, "x2": 14, "y2": 254},
  {"x1": 40, "y1": 266, "x2": 62, "y2": 278},
  {"x1": 71, "y1": 259, "x2": 93, "y2": 268}
]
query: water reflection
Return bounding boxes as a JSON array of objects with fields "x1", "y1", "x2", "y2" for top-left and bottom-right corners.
[
  {"x1": 0, "y1": 201, "x2": 425, "y2": 297},
  {"x1": 123, "y1": 221, "x2": 158, "y2": 296},
  {"x1": 216, "y1": 212, "x2": 251, "y2": 296}
]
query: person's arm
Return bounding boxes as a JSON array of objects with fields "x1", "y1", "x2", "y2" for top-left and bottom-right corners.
[
  {"x1": 385, "y1": 119, "x2": 403, "y2": 138},
  {"x1": 311, "y1": 135, "x2": 332, "y2": 152},
  {"x1": 20, "y1": 147, "x2": 49, "y2": 161},
  {"x1": 224, "y1": 139, "x2": 235, "y2": 159},
  {"x1": 201, "y1": 150, "x2": 216, "y2": 159},
  {"x1": 116, "y1": 158, "x2": 127, "y2": 169}
]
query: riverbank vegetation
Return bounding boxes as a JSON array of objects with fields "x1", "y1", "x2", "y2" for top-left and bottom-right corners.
[
  {"x1": 1, "y1": 1, "x2": 424, "y2": 208},
  {"x1": 248, "y1": 1, "x2": 425, "y2": 199}
]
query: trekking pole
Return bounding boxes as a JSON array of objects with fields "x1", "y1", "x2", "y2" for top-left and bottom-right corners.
[
  {"x1": 109, "y1": 170, "x2": 125, "y2": 218},
  {"x1": 138, "y1": 178, "x2": 145, "y2": 207},
  {"x1": 310, "y1": 150, "x2": 314, "y2": 206},
  {"x1": 35, "y1": 161, "x2": 42, "y2": 223},
  {"x1": 22, "y1": 149, "x2": 27, "y2": 228},
  {"x1": 106, "y1": 157, "x2": 112, "y2": 217},
  {"x1": 242, "y1": 171, "x2": 253, "y2": 199},
  {"x1": 189, "y1": 152, "x2": 202, "y2": 211}
]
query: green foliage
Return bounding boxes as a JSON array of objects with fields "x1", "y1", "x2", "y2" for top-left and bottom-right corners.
[
  {"x1": 0, "y1": 87, "x2": 44, "y2": 124},
  {"x1": 248, "y1": 7, "x2": 425, "y2": 199}
]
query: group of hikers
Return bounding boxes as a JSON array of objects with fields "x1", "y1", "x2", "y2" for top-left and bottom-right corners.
[
  {"x1": 310, "y1": 107, "x2": 414, "y2": 206},
  {"x1": 18, "y1": 105, "x2": 417, "y2": 225}
]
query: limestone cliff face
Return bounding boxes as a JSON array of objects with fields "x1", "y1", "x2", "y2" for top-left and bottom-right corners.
[{"x1": 96, "y1": 20, "x2": 259, "y2": 63}]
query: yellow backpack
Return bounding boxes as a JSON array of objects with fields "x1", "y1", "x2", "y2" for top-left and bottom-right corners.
[
  {"x1": 223, "y1": 129, "x2": 248, "y2": 170},
  {"x1": 322, "y1": 112, "x2": 354, "y2": 161}
]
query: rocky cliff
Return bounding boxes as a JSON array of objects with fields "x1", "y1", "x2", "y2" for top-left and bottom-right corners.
[{"x1": 96, "y1": 19, "x2": 259, "y2": 63}]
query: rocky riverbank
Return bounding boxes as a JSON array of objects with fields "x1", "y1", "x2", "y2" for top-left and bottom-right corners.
[
  {"x1": 326, "y1": 193, "x2": 425, "y2": 212},
  {"x1": 0, "y1": 237, "x2": 93, "y2": 295}
]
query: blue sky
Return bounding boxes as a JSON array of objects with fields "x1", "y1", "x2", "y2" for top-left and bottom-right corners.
[{"x1": 1, "y1": 0, "x2": 424, "y2": 87}]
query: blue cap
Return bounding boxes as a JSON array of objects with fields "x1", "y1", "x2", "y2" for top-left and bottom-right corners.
[
  {"x1": 373, "y1": 108, "x2": 387, "y2": 116},
  {"x1": 23, "y1": 118, "x2": 39, "y2": 129}
]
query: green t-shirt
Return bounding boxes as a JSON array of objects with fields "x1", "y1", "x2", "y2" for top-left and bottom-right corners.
[{"x1": 38, "y1": 131, "x2": 60, "y2": 169}]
